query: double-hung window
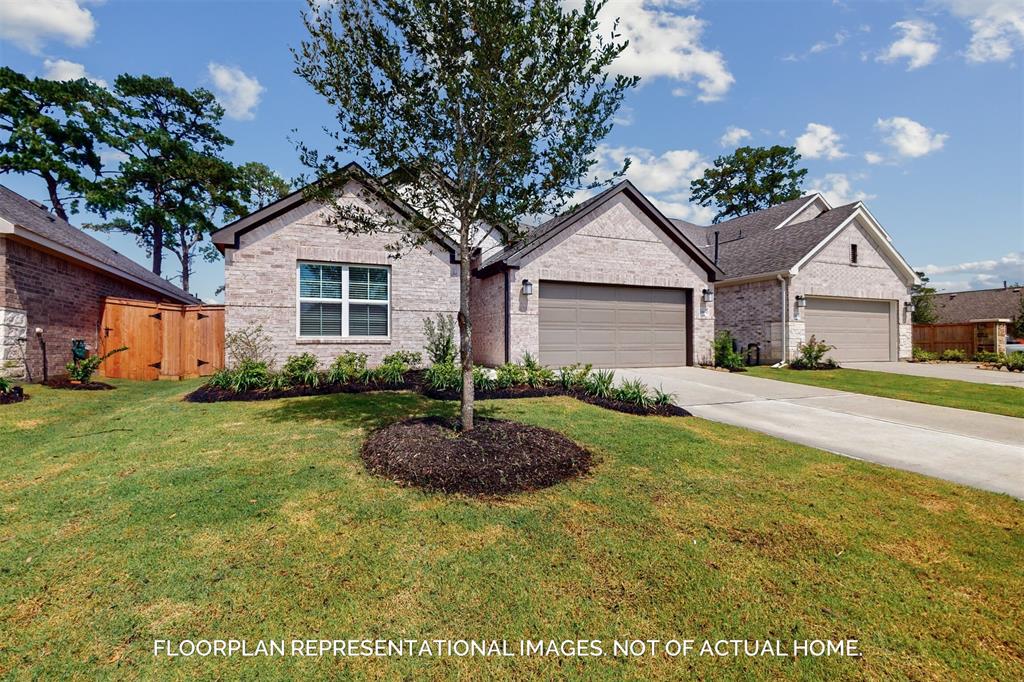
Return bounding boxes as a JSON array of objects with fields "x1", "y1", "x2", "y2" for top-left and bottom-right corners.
[{"x1": 297, "y1": 262, "x2": 389, "y2": 338}]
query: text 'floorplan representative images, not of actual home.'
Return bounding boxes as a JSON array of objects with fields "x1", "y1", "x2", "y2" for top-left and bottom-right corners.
[{"x1": 211, "y1": 166, "x2": 920, "y2": 369}]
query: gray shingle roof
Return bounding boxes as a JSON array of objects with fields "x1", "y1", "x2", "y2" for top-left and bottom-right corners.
[
  {"x1": 932, "y1": 286, "x2": 1023, "y2": 324},
  {"x1": 0, "y1": 184, "x2": 199, "y2": 304}
]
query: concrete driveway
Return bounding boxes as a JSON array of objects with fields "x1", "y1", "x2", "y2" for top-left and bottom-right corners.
[
  {"x1": 617, "y1": 366, "x2": 1024, "y2": 499},
  {"x1": 844, "y1": 360, "x2": 1024, "y2": 387}
]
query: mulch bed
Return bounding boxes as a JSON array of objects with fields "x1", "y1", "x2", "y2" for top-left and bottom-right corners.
[
  {"x1": 361, "y1": 416, "x2": 594, "y2": 495},
  {"x1": 42, "y1": 378, "x2": 115, "y2": 390},
  {"x1": 186, "y1": 378, "x2": 420, "y2": 403},
  {"x1": 0, "y1": 387, "x2": 28, "y2": 405}
]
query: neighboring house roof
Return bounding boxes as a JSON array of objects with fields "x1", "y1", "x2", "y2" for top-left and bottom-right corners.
[
  {"x1": 478, "y1": 181, "x2": 722, "y2": 280},
  {"x1": 211, "y1": 161, "x2": 459, "y2": 258},
  {"x1": 673, "y1": 195, "x2": 917, "y2": 285},
  {"x1": 0, "y1": 184, "x2": 199, "y2": 304},
  {"x1": 932, "y1": 286, "x2": 1023, "y2": 324}
]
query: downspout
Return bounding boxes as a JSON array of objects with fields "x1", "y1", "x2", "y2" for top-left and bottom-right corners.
[
  {"x1": 775, "y1": 274, "x2": 789, "y2": 366},
  {"x1": 503, "y1": 268, "x2": 511, "y2": 364}
]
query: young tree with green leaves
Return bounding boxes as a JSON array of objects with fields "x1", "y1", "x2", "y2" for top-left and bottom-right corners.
[
  {"x1": 689, "y1": 145, "x2": 808, "y2": 224},
  {"x1": 294, "y1": 0, "x2": 636, "y2": 430},
  {"x1": 233, "y1": 161, "x2": 292, "y2": 218},
  {"x1": 911, "y1": 271, "x2": 939, "y2": 325},
  {"x1": 0, "y1": 67, "x2": 113, "y2": 220},
  {"x1": 88, "y1": 75, "x2": 235, "y2": 280}
]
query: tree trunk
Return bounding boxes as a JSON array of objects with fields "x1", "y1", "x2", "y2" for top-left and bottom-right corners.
[
  {"x1": 151, "y1": 222, "x2": 163, "y2": 276},
  {"x1": 44, "y1": 173, "x2": 68, "y2": 221},
  {"x1": 457, "y1": 223, "x2": 474, "y2": 432},
  {"x1": 180, "y1": 254, "x2": 190, "y2": 294}
]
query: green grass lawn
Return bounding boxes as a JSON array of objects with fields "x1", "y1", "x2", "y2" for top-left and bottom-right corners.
[
  {"x1": 745, "y1": 366, "x2": 1024, "y2": 419},
  {"x1": 1, "y1": 381, "x2": 1021, "y2": 680}
]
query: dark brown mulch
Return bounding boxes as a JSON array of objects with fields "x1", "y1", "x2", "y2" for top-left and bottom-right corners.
[
  {"x1": 361, "y1": 416, "x2": 594, "y2": 495},
  {"x1": 0, "y1": 387, "x2": 28, "y2": 405},
  {"x1": 43, "y1": 377, "x2": 115, "y2": 390},
  {"x1": 185, "y1": 378, "x2": 419, "y2": 403},
  {"x1": 422, "y1": 385, "x2": 689, "y2": 417},
  {"x1": 422, "y1": 385, "x2": 562, "y2": 401},
  {"x1": 575, "y1": 393, "x2": 689, "y2": 417}
]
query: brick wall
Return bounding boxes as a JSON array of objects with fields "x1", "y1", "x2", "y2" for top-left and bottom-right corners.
[
  {"x1": 0, "y1": 236, "x2": 165, "y2": 380},
  {"x1": 470, "y1": 270, "x2": 506, "y2": 366},
  {"x1": 713, "y1": 278, "x2": 784, "y2": 362}
]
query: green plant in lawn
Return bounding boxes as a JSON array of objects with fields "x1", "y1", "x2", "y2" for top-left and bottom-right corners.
[
  {"x1": 521, "y1": 352, "x2": 555, "y2": 387},
  {"x1": 940, "y1": 348, "x2": 967, "y2": 362},
  {"x1": 0, "y1": 376, "x2": 11, "y2": 394},
  {"x1": 281, "y1": 353, "x2": 322, "y2": 387},
  {"x1": 712, "y1": 331, "x2": 745, "y2": 370},
  {"x1": 371, "y1": 361, "x2": 407, "y2": 386},
  {"x1": 327, "y1": 352, "x2": 368, "y2": 384},
  {"x1": 557, "y1": 363, "x2": 592, "y2": 391},
  {"x1": 790, "y1": 335, "x2": 839, "y2": 370},
  {"x1": 422, "y1": 314, "x2": 456, "y2": 365},
  {"x1": 65, "y1": 346, "x2": 128, "y2": 383},
  {"x1": 913, "y1": 347, "x2": 939, "y2": 362},
  {"x1": 424, "y1": 361, "x2": 461, "y2": 392},
  {"x1": 652, "y1": 385, "x2": 676, "y2": 406},
  {"x1": 383, "y1": 350, "x2": 422, "y2": 369},
  {"x1": 227, "y1": 360, "x2": 272, "y2": 392},
  {"x1": 584, "y1": 369, "x2": 616, "y2": 399},
  {"x1": 473, "y1": 366, "x2": 496, "y2": 392},
  {"x1": 495, "y1": 362, "x2": 527, "y2": 389},
  {"x1": 266, "y1": 373, "x2": 293, "y2": 391},
  {"x1": 616, "y1": 378, "x2": 652, "y2": 408}
]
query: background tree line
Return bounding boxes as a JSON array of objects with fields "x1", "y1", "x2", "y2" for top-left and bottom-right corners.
[{"x1": 0, "y1": 67, "x2": 292, "y2": 293}]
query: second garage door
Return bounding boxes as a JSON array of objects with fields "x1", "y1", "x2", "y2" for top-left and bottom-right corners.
[
  {"x1": 804, "y1": 297, "x2": 893, "y2": 362},
  {"x1": 539, "y1": 282, "x2": 688, "y2": 368}
]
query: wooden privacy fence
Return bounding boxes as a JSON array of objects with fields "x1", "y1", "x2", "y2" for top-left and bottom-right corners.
[
  {"x1": 99, "y1": 297, "x2": 225, "y2": 380},
  {"x1": 912, "y1": 320, "x2": 1008, "y2": 355}
]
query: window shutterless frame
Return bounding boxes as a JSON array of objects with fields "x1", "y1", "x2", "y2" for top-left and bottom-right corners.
[{"x1": 295, "y1": 261, "x2": 391, "y2": 339}]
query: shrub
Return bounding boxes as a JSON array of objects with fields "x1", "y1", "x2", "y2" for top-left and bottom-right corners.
[
  {"x1": 521, "y1": 352, "x2": 555, "y2": 387},
  {"x1": 913, "y1": 347, "x2": 939, "y2": 362},
  {"x1": 66, "y1": 346, "x2": 128, "y2": 383},
  {"x1": 652, "y1": 385, "x2": 676, "y2": 406},
  {"x1": 939, "y1": 348, "x2": 966, "y2": 362},
  {"x1": 557, "y1": 363, "x2": 592, "y2": 391},
  {"x1": 371, "y1": 361, "x2": 407, "y2": 386},
  {"x1": 384, "y1": 350, "x2": 422, "y2": 369},
  {"x1": 0, "y1": 376, "x2": 11, "y2": 394},
  {"x1": 225, "y1": 323, "x2": 274, "y2": 368},
  {"x1": 616, "y1": 378, "x2": 652, "y2": 408},
  {"x1": 973, "y1": 351, "x2": 1000, "y2": 364},
  {"x1": 495, "y1": 362, "x2": 526, "y2": 389},
  {"x1": 227, "y1": 360, "x2": 272, "y2": 392},
  {"x1": 712, "y1": 331, "x2": 745, "y2": 370},
  {"x1": 282, "y1": 353, "x2": 321, "y2": 387},
  {"x1": 327, "y1": 352, "x2": 368, "y2": 384},
  {"x1": 425, "y1": 361, "x2": 461, "y2": 391},
  {"x1": 790, "y1": 335, "x2": 839, "y2": 370},
  {"x1": 473, "y1": 366, "x2": 496, "y2": 391},
  {"x1": 266, "y1": 372, "x2": 293, "y2": 391},
  {"x1": 584, "y1": 369, "x2": 616, "y2": 399},
  {"x1": 1003, "y1": 351, "x2": 1024, "y2": 372},
  {"x1": 423, "y1": 314, "x2": 456, "y2": 365}
]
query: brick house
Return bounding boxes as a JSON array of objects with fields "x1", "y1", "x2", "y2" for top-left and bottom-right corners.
[
  {"x1": 673, "y1": 194, "x2": 919, "y2": 363},
  {"x1": 212, "y1": 165, "x2": 721, "y2": 369},
  {"x1": 0, "y1": 185, "x2": 199, "y2": 381},
  {"x1": 930, "y1": 285, "x2": 1023, "y2": 325}
]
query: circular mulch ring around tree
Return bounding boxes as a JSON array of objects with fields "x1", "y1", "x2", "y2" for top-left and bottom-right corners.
[
  {"x1": 42, "y1": 378, "x2": 115, "y2": 390},
  {"x1": 362, "y1": 416, "x2": 594, "y2": 495}
]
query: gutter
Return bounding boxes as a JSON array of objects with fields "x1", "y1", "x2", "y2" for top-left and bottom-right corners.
[
  {"x1": 503, "y1": 268, "x2": 511, "y2": 363},
  {"x1": 776, "y1": 273, "x2": 789, "y2": 365}
]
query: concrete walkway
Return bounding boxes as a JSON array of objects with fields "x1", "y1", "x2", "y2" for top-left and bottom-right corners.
[
  {"x1": 617, "y1": 366, "x2": 1024, "y2": 499},
  {"x1": 844, "y1": 360, "x2": 1024, "y2": 387}
]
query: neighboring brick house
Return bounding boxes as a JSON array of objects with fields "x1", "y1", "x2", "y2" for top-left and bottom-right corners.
[
  {"x1": 212, "y1": 167, "x2": 720, "y2": 368},
  {"x1": 674, "y1": 194, "x2": 918, "y2": 363},
  {"x1": 930, "y1": 285, "x2": 1023, "y2": 326},
  {"x1": 0, "y1": 185, "x2": 199, "y2": 381}
]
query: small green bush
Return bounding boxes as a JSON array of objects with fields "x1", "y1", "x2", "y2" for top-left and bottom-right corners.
[
  {"x1": 1002, "y1": 351, "x2": 1024, "y2": 372},
  {"x1": 939, "y1": 348, "x2": 967, "y2": 362},
  {"x1": 383, "y1": 350, "x2": 422, "y2": 368},
  {"x1": 425, "y1": 361, "x2": 461, "y2": 391},
  {"x1": 495, "y1": 362, "x2": 526, "y2": 389},
  {"x1": 652, "y1": 386, "x2": 675, "y2": 406},
  {"x1": 712, "y1": 331, "x2": 745, "y2": 370},
  {"x1": 616, "y1": 378, "x2": 652, "y2": 408},
  {"x1": 0, "y1": 376, "x2": 11, "y2": 394},
  {"x1": 521, "y1": 352, "x2": 555, "y2": 387},
  {"x1": 371, "y1": 361, "x2": 407, "y2": 386},
  {"x1": 423, "y1": 314, "x2": 456, "y2": 365},
  {"x1": 327, "y1": 352, "x2": 368, "y2": 384},
  {"x1": 584, "y1": 369, "x2": 616, "y2": 399},
  {"x1": 66, "y1": 346, "x2": 128, "y2": 383},
  {"x1": 473, "y1": 366, "x2": 496, "y2": 391},
  {"x1": 228, "y1": 360, "x2": 272, "y2": 392},
  {"x1": 282, "y1": 353, "x2": 321, "y2": 386},
  {"x1": 912, "y1": 347, "x2": 938, "y2": 362},
  {"x1": 790, "y1": 335, "x2": 838, "y2": 370},
  {"x1": 973, "y1": 351, "x2": 1000, "y2": 363},
  {"x1": 267, "y1": 373, "x2": 293, "y2": 391},
  {"x1": 557, "y1": 363, "x2": 592, "y2": 391}
]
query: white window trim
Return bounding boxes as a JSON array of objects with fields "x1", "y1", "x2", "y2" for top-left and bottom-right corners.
[{"x1": 296, "y1": 261, "x2": 391, "y2": 340}]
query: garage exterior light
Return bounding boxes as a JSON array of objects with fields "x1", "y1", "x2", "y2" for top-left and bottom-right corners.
[
  {"x1": 701, "y1": 288, "x2": 714, "y2": 304},
  {"x1": 521, "y1": 279, "x2": 533, "y2": 296}
]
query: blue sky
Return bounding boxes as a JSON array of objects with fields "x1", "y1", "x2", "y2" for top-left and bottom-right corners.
[{"x1": 1, "y1": 0, "x2": 1022, "y2": 301}]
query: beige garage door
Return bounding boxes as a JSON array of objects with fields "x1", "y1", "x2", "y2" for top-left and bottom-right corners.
[
  {"x1": 804, "y1": 297, "x2": 893, "y2": 362},
  {"x1": 539, "y1": 282, "x2": 688, "y2": 368}
]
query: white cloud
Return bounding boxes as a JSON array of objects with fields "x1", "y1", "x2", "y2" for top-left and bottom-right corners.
[
  {"x1": 795, "y1": 123, "x2": 847, "y2": 160},
  {"x1": 875, "y1": 116, "x2": 948, "y2": 158},
  {"x1": 0, "y1": 0, "x2": 96, "y2": 54},
  {"x1": 575, "y1": 0, "x2": 734, "y2": 102},
  {"x1": 864, "y1": 151, "x2": 885, "y2": 164},
  {"x1": 937, "y1": 0, "x2": 1024, "y2": 63},
  {"x1": 719, "y1": 126, "x2": 751, "y2": 147},
  {"x1": 207, "y1": 63, "x2": 265, "y2": 121},
  {"x1": 42, "y1": 58, "x2": 106, "y2": 87},
  {"x1": 810, "y1": 30, "x2": 850, "y2": 54},
  {"x1": 808, "y1": 173, "x2": 874, "y2": 206},
  {"x1": 920, "y1": 252, "x2": 1024, "y2": 291},
  {"x1": 877, "y1": 20, "x2": 940, "y2": 70}
]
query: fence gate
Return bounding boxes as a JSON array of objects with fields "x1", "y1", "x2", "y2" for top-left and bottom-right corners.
[{"x1": 99, "y1": 297, "x2": 224, "y2": 380}]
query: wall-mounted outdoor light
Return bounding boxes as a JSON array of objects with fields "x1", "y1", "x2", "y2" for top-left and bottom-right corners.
[
  {"x1": 795, "y1": 295, "x2": 807, "y2": 309},
  {"x1": 701, "y1": 288, "x2": 714, "y2": 304},
  {"x1": 904, "y1": 301, "x2": 915, "y2": 314},
  {"x1": 521, "y1": 279, "x2": 533, "y2": 296}
]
